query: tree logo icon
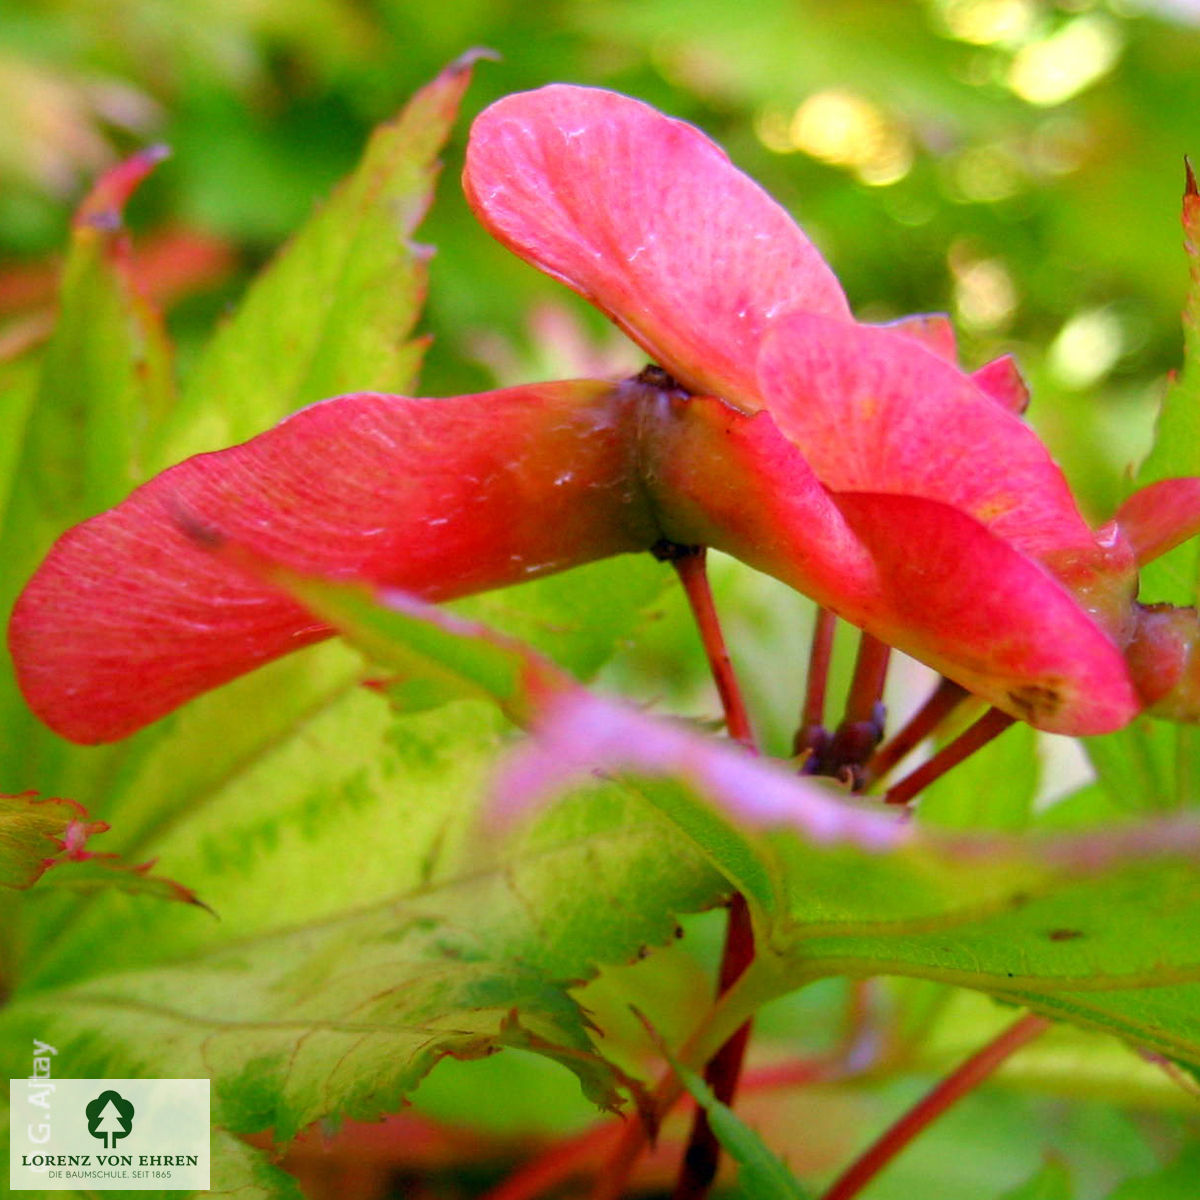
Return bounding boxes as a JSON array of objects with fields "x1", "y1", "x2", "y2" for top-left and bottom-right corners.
[{"x1": 85, "y1": 1090, "x2": 135, "y2": 1149}]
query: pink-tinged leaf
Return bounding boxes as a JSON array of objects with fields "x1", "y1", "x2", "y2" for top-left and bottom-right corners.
[
  {"x1": 72, "y1": 144, "x2": 171, "y2": 236},
  {"x1": 17, "y1": 146, "x2": 176, "y2": 527},
  {"x1": 464, "y1": 85, "x2": 850, "y2": 410},
  {"x1": 971, "y1": 353, "x2": 1031, "y2": 414},
  {"x1": 832, "y1": 492, "x2": 1139, "y2": 735},
  {"x1": 40, "y1": 850, "x2": 213, "y2": 910},
  {"x1": 9, "y1": 381, "x2": 657, "y2": 744},
  {"x1": 197, "y1": 542, "x2": 575, "y2": 729},
  {"x1": 172, "y1": 539, "x2": 903, "y2": 901},
  {"x1": 1113, "y1": 477, "x2": 1200, "y2": 566},
  {"x1": 756, "y1": 314, "x2": 1096, "y2": 566},
  {"x1": 494, "y1": 687, "x2": 910, "y2": 850},
  {"x1": 0, "y1": 791, "x2": 100, "y2": 889},
  {"x1": 492, "y1": 677, "x2": 1200, "y2": 925},
  {"x1": 0, "y1": 791, "x2": 208, "y2": 908}
]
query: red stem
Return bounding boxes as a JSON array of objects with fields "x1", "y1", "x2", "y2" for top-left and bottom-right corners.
[
  {"x1": 480, "y1": 1122, "x2": 623, "y2": 1200},
  {"x1": 670, "y1": 893, "x2": 756, "y2": 1199},
  {"x1": 843, "y1": 633, "x2": 891, "y2": 726},
  {"x1": 795, "y1": 607, "x2": 837, "y2": 760},
  {"x1": 824, "y1": 632, "x2": 892, "y2": 787},
  {"x1": 864, "y1": 677, "x2": 968, "y2": 787},
  {"x1": 669, "y1": 547, "x2": 759, "y2": 1199},
  {"x1": 820, "y1": 1012, "x2": 1052, "y2": 1200},
  {"x1": 885, "y1": 707, "x2": 1015, "y2": 806},
  {"x1": 671, "y1": 547, "x2": 756, "y2": 749},
  {"x1": 498, "y1": 991, "x2": 878, "y2": 1200},
  {"x1": 592, "y1": 1069, "x2": 687, "y2": 1200}
]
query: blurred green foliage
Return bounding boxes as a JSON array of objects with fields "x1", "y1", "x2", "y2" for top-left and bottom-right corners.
[{"x1": 5, "y1": 0, "x2": 1200, "y2": 516}]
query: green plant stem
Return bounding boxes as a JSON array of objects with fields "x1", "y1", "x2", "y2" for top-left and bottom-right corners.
[
  {"x1": 819, "y1": 1011, "x2": 1051, "y2": 1200},
  {"x1": 885, "y1": 707, "x2": 1014, "y2": 805},
  {"x1": 669, "y1": 546, "x2": 759, "y2": 1199},
  {"x1": 863, "y1": 677, "x2": 968, "y2": 787}
]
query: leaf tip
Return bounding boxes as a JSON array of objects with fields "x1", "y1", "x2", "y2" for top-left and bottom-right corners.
[
  {"x1": 1183, "y1": 156, "x2": 1200, "y2": 245},
  {"x1": 73, "y1": 144, "x2": 172, "y2": 233},
  {"x1": 452, "y1": 46, "x2": 502, "y2": 74}
]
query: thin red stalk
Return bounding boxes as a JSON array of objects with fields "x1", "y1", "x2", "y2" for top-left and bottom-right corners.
[
  {"x1": 504, "y1": 1018, "x2": 876, "y2": 1200},
  {"x1": 795, "y1": 607, "x2": 837, "y2": 760},
  {"x1": 592, "y1": 1072, "x2": 686, "y2": 1200},
  {"x1": 671, "y1": 894, "x2": 755, "y2": 1200},
  {"x1": 843, "y1": 633, "x2": 892, "y2": 726},
  {"x1": 480, "y1": 1122, "x2": 623, "y2": 1200},
  {"x1": 671, "y1": 547, "x2": 756, "y2": 749},
  {"x1": 741, "y1": 1056, "x2": 840, "y2": 1093},
  {"x1": 824, "y1": 632, "x2": 892, "y2": 787},
  {"x1": 819, "y1": 1012, "x2": 1052, "y2": 1200},
  {"x1": 863, "y1": 677, "x2": 968, "y2": 787},
  {"x1": 669, "y1": 547, "x2": 758, "y2": 1199},
  {"x1": 885, "y1": 707, "x2": 1015, "y2": 806}
]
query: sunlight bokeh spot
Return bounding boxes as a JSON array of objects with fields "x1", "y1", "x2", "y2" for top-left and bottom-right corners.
[
  {"x1": 1050, "y1": 307, "x2": 1124, "y2": 388},
  {"x1": 950, "y1": 242, "x2": 1018, "y2": 329},
  {"x1": 1008, "y1": 15, "x2": 1123, "y2": 106},
  {"x1": 789, "y1": 89, "x2": 912, "y2": 186},
  {"x1": 937, "y1": 0, "x2": 1037, "y2": 46}
]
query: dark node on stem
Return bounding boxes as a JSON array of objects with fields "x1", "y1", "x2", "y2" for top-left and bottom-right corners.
[
  {"x1": 1186, "y1": 155, "x2": 1198, "y2": 197},
  {"x1": 827, "y1": 704, "x2": 887, "y2": 791},
  {"x1": 799, "y1": 705, "x2": 885, "y2": 790},
  {"x1": 1047, "y1": 928, "x2": 1084, "y2": 942},
  {"x1": 794, "y1": 722, "x2": 831, "y2": 772},
  {"x1": 795, "y1": 607, "x2": 838, "y2": 771},
  {"x1": 803, "y1": 631, "x2": 891, "y2": 789},
  {"x1": 863, "y1": 677, "x2": 968, "y2": 788},
  {"x1": 651, "y1": 538, "x2": 704, "y2": 563},
  {"x1": 635, "y1": 363, "x2": 687, "y2": 392}
]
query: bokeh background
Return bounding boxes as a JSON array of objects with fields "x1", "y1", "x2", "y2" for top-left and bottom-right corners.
[
  {"x1": 4, "y1": 0, "x2": 1200, "y2": 520},
  {"x1": 6, "y1": 2, "x2": 1200, "y2": 1197}
]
